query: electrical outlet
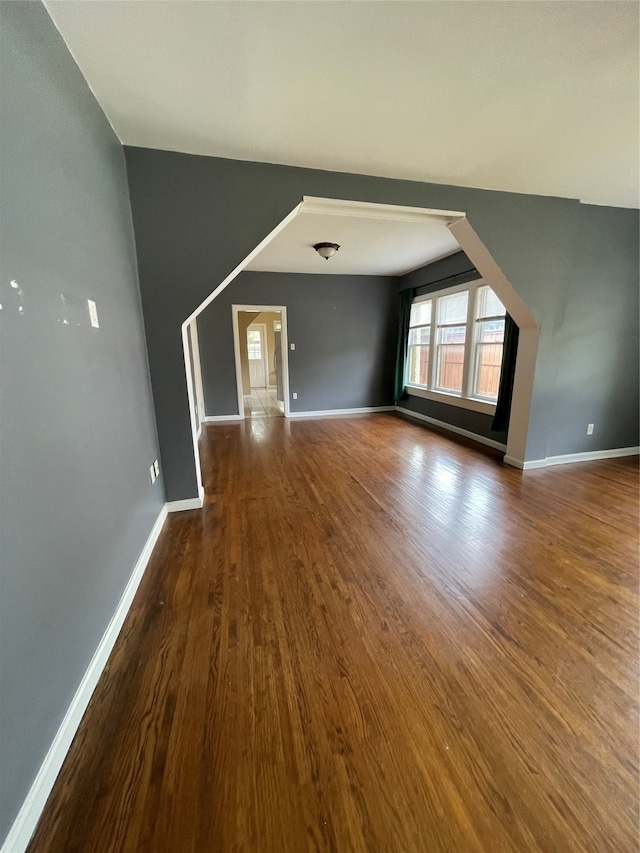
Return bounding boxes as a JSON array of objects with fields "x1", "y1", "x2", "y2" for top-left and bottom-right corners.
[
  {"x1": 154, "y1": 460, "x2": 159, "y2": 476},
  {"x1": 290, "y1": 342, "x2": 296, "y2": 350},
  {"x1": 150, "y1": 464, "x2": 156, "y2": 484},
  {"x1": 292, "y1": 392, "x2": 298, "y2": 400},
  {"x1": 587, "y1": 423, "x2": 594, "y2": 435}
]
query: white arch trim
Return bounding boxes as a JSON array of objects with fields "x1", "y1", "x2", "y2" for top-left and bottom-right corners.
[
  {"x1": 447, "y1": 217, "x2": 539, "y2": 466},
  {"x1": 178, "y1": 203, "x2": 303, "y2": 508},
  {"x1": 177, "y1": 197, "x2": 538, "y2": 508}
]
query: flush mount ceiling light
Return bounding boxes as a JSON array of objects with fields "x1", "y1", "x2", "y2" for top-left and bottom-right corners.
[{"x1": 313, "y1": 242, "x2": 340, "y2": 260}]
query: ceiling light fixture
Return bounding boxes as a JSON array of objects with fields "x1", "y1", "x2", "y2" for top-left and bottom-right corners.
[{"x1": 313, "y1": 242, "x2": 340, "y2": 260}]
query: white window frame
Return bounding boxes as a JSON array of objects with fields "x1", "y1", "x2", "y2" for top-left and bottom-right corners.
[
  {"x1": 405, "y1": 300, "x2": 432, "y2": 390},
  {"x1": 246, "y1": 326, "x2": 264, "y2": 361},
  {"x1": 404, "y1": 279, "x2": 505, "y2": 416}
]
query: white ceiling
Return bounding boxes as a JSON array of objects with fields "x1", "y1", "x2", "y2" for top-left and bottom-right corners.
[
  {"x1": 45, "y1": 1, "x2": 639, "y2": 208},
  {"x1": 247, "y1": 209, "x2": 461, "y2": 276}
]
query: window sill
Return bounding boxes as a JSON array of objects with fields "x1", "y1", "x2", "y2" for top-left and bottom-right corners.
[{"x1": 405, "y1": 385, "x2": 496, "y2": 416}]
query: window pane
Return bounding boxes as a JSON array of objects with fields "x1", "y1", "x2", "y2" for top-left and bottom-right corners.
[
  {"x1": 477, "y1": 318, "x2": 505, "y2": 343},
  {"x1": 439, "y1": 325, "x2": 466, "y2": 345},
  {"x1": 408, "y1": 345, "x2": 430, "y2": 386},
  {"x1": 476, "y1": 286, "x2": 505, "y2": 319},
  {"x1": 410, "y1": 300, "x2": 431, "y2": 327},
  {"x1": 436, "y1": 323, "x2": 466, "y2": 392},
  {"x1": 437, "y1": 291, "x2": 468, "y2": 325},
  {"x1": 437, "y1": 344, "x2": 465, "y2": 392},
  {"x1": 475, "y1": 342, "x2": 504, "y2": 399},
  {"x1": 247, "y1": 329, "x2": 262, "y2": 360},
  {"x1": 409, "y1": 326, "x2": 430, "y2": 346}
]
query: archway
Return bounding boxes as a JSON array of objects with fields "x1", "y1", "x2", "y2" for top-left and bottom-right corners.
[{"x1": 176, "y1": 197, "x2": 539, "y2": 509}]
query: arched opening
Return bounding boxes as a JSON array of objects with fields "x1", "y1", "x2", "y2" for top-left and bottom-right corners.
[{"x1": 176, "y1": 197, "x2": 539, "y2": 508}]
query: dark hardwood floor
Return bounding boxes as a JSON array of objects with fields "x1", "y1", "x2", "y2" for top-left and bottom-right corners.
[{"x1": 28, "y1": 414, "x2": 639, "y2": 853}]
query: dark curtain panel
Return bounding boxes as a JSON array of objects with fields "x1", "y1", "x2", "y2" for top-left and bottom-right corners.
[
  {"x1": 394, "y1": 288, "x2": 415, "y2": 402},
  {"x1": 492, "y1": 314, "x2": 519, "y2": 432}
]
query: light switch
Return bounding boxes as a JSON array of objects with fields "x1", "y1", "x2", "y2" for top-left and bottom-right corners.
[
  {"x1": 290, "y1": 342, "x2": 295, "y2": 350},
  {"x1": 87, "y1": 299, "x2": 99, "y2": 328}
]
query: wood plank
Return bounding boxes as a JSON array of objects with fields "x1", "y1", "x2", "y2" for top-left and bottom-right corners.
[{"x1": 28, "y1": 414, "x2": 639, "y2": 853}]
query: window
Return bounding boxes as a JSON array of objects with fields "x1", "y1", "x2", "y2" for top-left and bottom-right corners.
[
  {"x1": 473, "y1": 286, "x2": 505, "y2": 401},
  {"x1": 435, "y1": 291, "x2": 468, "y2": 393},
  {"x1": 247, "y1": 329, "x2": 263, "y2": 360},
  {"x1": 404, "y1": 280, "x2": 507, "y2": 411},
  {"x1": 407, "y1": 300, "x2": 431, "y2": 386}
]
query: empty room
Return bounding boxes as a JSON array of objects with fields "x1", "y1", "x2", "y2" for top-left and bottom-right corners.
[{"x1": 1, "y1": 2, "x2": 638, "y2": 852}]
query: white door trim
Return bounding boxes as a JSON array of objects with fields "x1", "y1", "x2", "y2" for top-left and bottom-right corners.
[{"x1": 232, "y1": 305, "x2": 291, "y2": 419}]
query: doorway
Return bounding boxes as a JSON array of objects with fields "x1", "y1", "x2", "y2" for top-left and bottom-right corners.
[{"x1": 232, "y1": 305, "x2": 290, "y2": 419}]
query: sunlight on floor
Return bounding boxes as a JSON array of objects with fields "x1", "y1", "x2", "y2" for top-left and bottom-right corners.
[{"x1": 244, "y1": 387, "x2": 284, "y2": 418}]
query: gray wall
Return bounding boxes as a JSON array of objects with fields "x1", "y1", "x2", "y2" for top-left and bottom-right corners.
[
  {"x1": 395, "y1": 253, "x2": 506, "y2": 443},
  {"x1": 125, "y1": 140, "x2": 639, "y2": 501},
  {"x1": 0, "y1": 3, "x2": 163, "y2": 842},
  {"x1": 198, "y1": 272, "x2": 397, "y2": 415},
  {"x1": 399, "y1": 232, "x2": 640, "y2": 454},
  {"x1": 547, "y1": 204, "x2": 639, "y2": 457}
]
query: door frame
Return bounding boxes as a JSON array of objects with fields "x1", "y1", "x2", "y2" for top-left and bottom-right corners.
[{"x1": 232, "y1": 305, "x2": 291, "y2": 418}]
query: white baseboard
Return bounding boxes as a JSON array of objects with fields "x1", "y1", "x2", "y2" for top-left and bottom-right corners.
[
  {"x1": 506, "y1": 446, "x2": 640, "y2": 470},
  {"x1": 1, "y1": 505, "x2": 168, "y2": 853},
  {"x1": 166, "y1": 483, "x2": 204, "y2": 513},
  {"x1": 503, "y1": 455, "x2": 546, "y2": 470},
  {"x1": 395, "y1": 406, "x2": 507, "y2": 452},
  {"x1": 289, "y1": 406, "x2": 395, "y2": 418},
  {"x1": 204, "y1": 414, "x2": 242, "y2": 422},
  {"x1": 504, "y1": 455, "x2": 530, "y2": 469},
  {"x1": 206, "y1": 407, "x2": 395, "y2": 422}
]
